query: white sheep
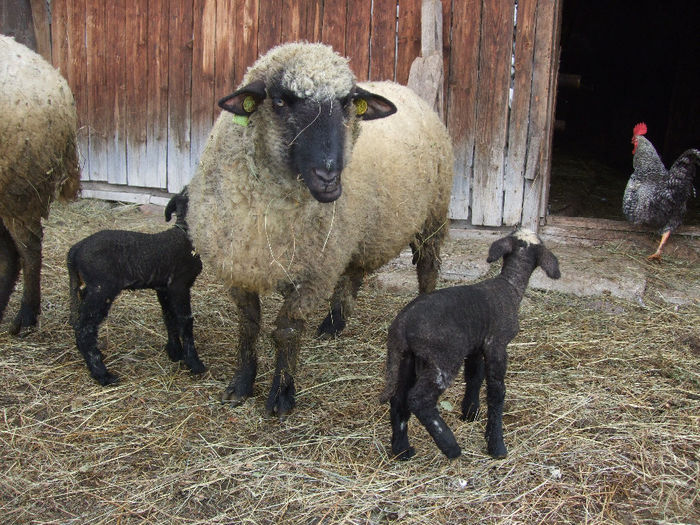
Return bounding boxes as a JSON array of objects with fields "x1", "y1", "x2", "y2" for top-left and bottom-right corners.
[
  {"x1": 188, "y1": 42, "x2": 454, "y2": 418},
  {"x1": 0, "y1": 35, "x2": 81, "y2": 334},
  {"x1": 380, "y1": 229, "x2": 561, "y2": 460}
]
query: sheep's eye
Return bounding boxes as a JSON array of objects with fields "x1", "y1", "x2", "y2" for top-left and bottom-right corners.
[{"x1": 272, "y1": 97, "x2": 286, "y2": 107}]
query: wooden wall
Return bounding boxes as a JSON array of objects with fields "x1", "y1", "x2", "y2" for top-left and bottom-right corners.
[{"x1": 41, "y1": 0, "x2": 561, "y2": 229}]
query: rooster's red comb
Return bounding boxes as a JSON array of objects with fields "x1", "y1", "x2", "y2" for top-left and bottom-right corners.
[{"x1": 633, "y1": 122, "x2": 647, "y2": 136}]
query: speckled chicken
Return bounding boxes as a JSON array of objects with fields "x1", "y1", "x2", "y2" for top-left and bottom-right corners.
[{"x1": 623, "y1": 123, "x2": 699, "y2": 260}]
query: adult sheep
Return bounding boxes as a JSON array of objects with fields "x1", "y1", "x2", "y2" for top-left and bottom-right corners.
[
  {"x1": 188, "y1": 42, "x2": 453, "y2": 418},
  {"x1": 0, "y1": 35, "x2": 81, "y2": 334}
]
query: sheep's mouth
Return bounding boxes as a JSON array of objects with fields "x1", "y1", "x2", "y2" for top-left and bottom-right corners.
[{"x1": 301, "y1": 170, "x2": 343, "y2": 203}]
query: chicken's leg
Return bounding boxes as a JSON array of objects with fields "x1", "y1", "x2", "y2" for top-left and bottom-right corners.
[{"x1": 648, "y1": 231, "x2": 671, "y2": 261}]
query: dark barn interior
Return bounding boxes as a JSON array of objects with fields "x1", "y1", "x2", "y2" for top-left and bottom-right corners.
[{"x1": 549, "y1": 0, "x2": 700, "y2": 224}]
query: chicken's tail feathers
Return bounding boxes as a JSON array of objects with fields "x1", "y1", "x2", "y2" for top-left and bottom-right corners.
[{"x1": 668, "y1": 148, "x2": 700, "y2": 196}]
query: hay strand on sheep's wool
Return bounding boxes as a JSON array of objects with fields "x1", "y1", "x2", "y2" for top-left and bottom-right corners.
[{"x1": 0, "y1": 199, "x2": 698, "y2": 524}]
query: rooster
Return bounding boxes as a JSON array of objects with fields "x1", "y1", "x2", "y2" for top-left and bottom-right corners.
[{"x1": 622, "y1": 122, "x2": 699, "y2": 260}]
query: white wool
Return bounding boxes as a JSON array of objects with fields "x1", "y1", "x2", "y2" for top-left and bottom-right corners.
[{"x1": 513, "y1": 228, "x2": 541, "y2": 245}]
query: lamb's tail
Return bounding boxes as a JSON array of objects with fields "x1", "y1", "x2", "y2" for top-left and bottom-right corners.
[{"x1": 379, "y1": 320, "x2": 408, "y2": 403}]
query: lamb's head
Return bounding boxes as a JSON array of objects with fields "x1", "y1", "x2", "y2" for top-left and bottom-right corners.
[
  {"x1": 217, "y1": 42, "x2": 397, "y2": 203},
  {"x1": 487, "y1": 229, "x2": 561, "y2": 280},
  {"x1": 165, "y1": 187, "x2": 190, "y2": 227}
]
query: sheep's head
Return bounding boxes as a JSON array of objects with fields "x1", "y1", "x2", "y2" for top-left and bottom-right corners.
[
  {"x1": 487, "y1": 229, "x2": 561, "y2": 280},
  {"x1": 217, "y1": 42, "x2": 397, "y2": 203}
]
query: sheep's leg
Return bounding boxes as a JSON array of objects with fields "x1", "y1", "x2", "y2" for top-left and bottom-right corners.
[
  {"x1": 74, "y1": 285, "x2": 119, "y2": 385},
  {"x1": 157, "y1": 289, "x2": 184, "y2": 361},
  {"x1": 411, "y1": 218, "x2": 445, "y2": 294},
  {"x1": 5, "y1": 219, "x2": 42, "y2": 335},
  {"x1": 484, "y1": 347, "x2": 508, "y2": 459},
  {"x1": 408, "y1": 361, "x2": 461, "y2": 459},
  {"x1": 317, "y1": 267, "x2": 363, "y2": 338},
  {"x1": 389, "y1": 352, "x2": 416, "y2": 460},
  {"x1": 267, "y1": 314, "x2": 304, "y2": 419},
  {"x1": 461, "y1": 352, "x2": 485, "y2": 421},
  {"x1": 163, "y1": 287, "x2": 206, "y2": 374},
  {"x1": 222, "y1": 288, "x2": 261, "y2": 405},
  {"x1": 0, "y1": 221, "x2": 20, "y2": 325}
]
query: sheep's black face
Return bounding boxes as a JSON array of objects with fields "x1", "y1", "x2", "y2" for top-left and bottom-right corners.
[{"x1": 270, "y1": 91, "x2": 349, "y2": 203}]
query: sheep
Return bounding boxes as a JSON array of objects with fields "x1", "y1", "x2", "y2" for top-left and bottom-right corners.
[
  {"x1": 66, "y1": 190, "x2": 205, "y2": 385},
  {"x1": 0, "y1": 35, "x2": 81, "y2": 334},
  {"x1": 187, "y1": 42, "x2": 453, "y2": 418},
  {"x1": 380, "y1": 229, "x2": 561, "y2": 460}
]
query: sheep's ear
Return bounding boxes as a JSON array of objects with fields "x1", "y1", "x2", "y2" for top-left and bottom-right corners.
[
  {"x1": 537, "y1": 246, "x2": 561, "y2": 279},
  {"x1": 218, "y1": 80, "x2": 267, "y2": 115},
  {"x1": 351, "y1": 87, "x2": 397, "y2": 121},
  {"x1": 487, "y1": 236, "x2": 515, "y2": 263}
]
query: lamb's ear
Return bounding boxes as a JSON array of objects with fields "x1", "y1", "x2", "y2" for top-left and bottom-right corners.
[
  {"x1": 218, "y1": 79, "x2": 267, "y2": 115},
  {"x1": 537, "y1": 246, "x2": 561, "y2": 279},
  {"x1": 351, "y1": 87, "x2": 397, "y2": 121},
  {"x1": 164, "y1": 195, "x2": 178, "y2": 222},
  {"x1": 487, "y1": 236, "x2": 515, "y2": 263}
]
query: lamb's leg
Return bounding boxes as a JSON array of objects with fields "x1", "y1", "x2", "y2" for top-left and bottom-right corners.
[
  {"x1": 484, "y1": 346, "x2": 508, "y2": 459},
  {"x1": 317, "y1": 266, "x2": 363, "y2": 338},
  {"x1": 157, "y1": 289, "x2": 183, "y2": 361},
  {"x1": 5, "y1": 219, "x2": 42, "y2": 335},
  {"x1": 267, "y1": 314, "x2": 304, "y2": 418},
  {"x1": 389, "y1": 352, "x2": 416, "y2": 460},
  {"x1": 0, "y1": 221, "x2": 20, "y2": 325},
  {"x1": 164, "y1": 287, "x2": 205, "y2": 374},
  {"x1": 461, "y1": 352, "x2": 485, "y2": 421},
  {"x1": 222, "y1": 288, "x2": 261, "y2": 405},
  {"x1": 408, "y1": 363, "x2": 461, "y2": 459},
  {"x1": 74, "y1": 285, "x2": 118, "y2": 385},
  {"x1": 411, "y1": 217, "x2": 445, "y2": 294}
]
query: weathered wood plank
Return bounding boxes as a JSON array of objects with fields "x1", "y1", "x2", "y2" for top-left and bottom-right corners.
[
  {"x1": 370, "y1": 0, "x2": 397, "y2": 81},
  {"x1": 470, "y1": 1, "x2": 515, "y2": 226},
  {"x1": 257, "y1": 0, "x2": 281, "y2": 57},
  {"x1": 125, "y1": 0, "x2": 149, "y2": 187},
  {"x1": 106, "y1": 0, "x2": 127, "y2": 185},
  {"x1": 215, "y1": 0, "x2": 236, "y2": 97},
  {"x1": 233, "y1": 0, "x2": 260, "y2": 87},
  {"x1": 281, "y1": 0, "x2": 305, "y2": 42},
  {"x1": 146, "y1": 0, "x2": 169, "y2": 189},
  {"x1": 396, "y1": 0, "x2": 421, "y2": 86},
  {"x1": 85, "y1": 1, "x2": 107, "y2": 181},
  {"x1": 446, "y1": 0, "x2": 481, "y2": 221},
  {"x1": 345, "y1": 0, "x2": 371, "y2": 80},
  {"x1": 502, "y1": 0, "x2": 536, "y2": 225},
  {"x1": 29, "y1": 0, "x2": 51, "y2": 61},
  {"x1": 166, "y1": 0, "x2": 193, "y2": 192},
  {"x1": 190, "y1": 0, "x2": 217, "y2": 172},
  {"x1": 321, "y1": 0, "x2": 347, "y2": 55}
]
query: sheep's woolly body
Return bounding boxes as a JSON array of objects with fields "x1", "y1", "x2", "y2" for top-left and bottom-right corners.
[
  {"x1": 0, "y1": 35, "x2": 80, "y2": 224},
  {"x1": 188, "y1": 79, "x2": 453, "y2": 314}
]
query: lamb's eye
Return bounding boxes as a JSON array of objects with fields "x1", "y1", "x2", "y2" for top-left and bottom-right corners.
[{"x1": 272, "y1": 97, "x2": 286, "y2": 107}]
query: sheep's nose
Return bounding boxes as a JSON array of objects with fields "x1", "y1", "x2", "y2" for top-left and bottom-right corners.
[{"x1": 312, "y1": 167, "x2": 340, "y2": 183}]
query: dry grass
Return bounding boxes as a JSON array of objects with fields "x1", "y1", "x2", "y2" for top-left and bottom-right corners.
[{"x1": 1, "y1": 200, "x2": 698, "y2": 524}]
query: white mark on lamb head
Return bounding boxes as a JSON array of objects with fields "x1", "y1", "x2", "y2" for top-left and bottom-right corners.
[
  {"x1": 219, "y1": 43, "x2": 398, "y2": 203},
  {"x1": 513, "y1": 228, "x2": 541, "y2": 245}
]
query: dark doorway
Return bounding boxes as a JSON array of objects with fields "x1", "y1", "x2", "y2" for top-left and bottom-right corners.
[{"x1": 549, "y1": 0, "x2": 699, "y2": 224}]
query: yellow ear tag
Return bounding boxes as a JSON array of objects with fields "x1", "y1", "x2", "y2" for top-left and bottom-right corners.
[
  {"x1": 243, "y1": 95, "x2": 257, "y2": 113},
  {"x1": 233, "y1": 114, "x2": 249, "y2": 127},
  {"x1": 354, "y1": 98, "x2": 368, "y2": 116}
]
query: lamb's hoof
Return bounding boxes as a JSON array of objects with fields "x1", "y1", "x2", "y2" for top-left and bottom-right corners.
[
  {"x1": 95, "y1": 371, "x2": 119, "y2": 386},
  {"x1": 316, "y1": 308, "x2": 345, "y2": 339},
  {"x1": 443, "y1": 445, "x2": 462, "y2": 459},
  {"x1": 461, "y1": 406, "x2": 479, "y2": 422},
  {"x1": 488, "y1": 442, "x2": 508, "y2": 459},
  {"x1": 393, "y1": 446, "x2": 416, "y2": 461},
  {"x1": 186, "y1": 357, "x2": 206, "y2": 375},
  {"x1": 8, "y1": 307, "x2": 38, "y2": 336},
  {"x1": 265, "y1": 376, "x2": 296, "y2": 420}
]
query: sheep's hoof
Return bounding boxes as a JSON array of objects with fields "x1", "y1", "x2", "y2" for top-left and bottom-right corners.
[
  {"x1": 316, "y1": 307, "x2": 346, "y2": 338},
  {"x1": 222, "y1": 366, "x2": 256, "y2": 405},
  {"x1": 95, "y1": 371, "x2": 119, "y2": 386},
  {"x1": 443, "y1": 445, "x2": 462, "y2": 459},
  {"x1": 265, "y1": 375, "x2": 296, "y2": 420},
  {"x1": 460, "y1": 406, "x2": 480, "y2": 422},
  {"x1": 186, "y1": 357, "x2": 206, "y2": 375},
  {"x1": 488, "y1": 443, "x2": 508, "y2": 459},
  {"x1": 393, "y1": 446, "x2": 416, "y2": 461},
  {"x1": 165, "y1": 342, "x2": 184, "y2": 361},
  {"x1": 8, "y1": 306, "x2": 39, "y2": 336}
]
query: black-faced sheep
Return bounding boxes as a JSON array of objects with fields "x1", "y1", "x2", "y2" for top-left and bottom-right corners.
[
  {"x1": 0, "y1": 35, "x2": 81, "y2": 334},
  {"x1": 67, "y1": 190, "x2": 204, "y2": 385},
  {"x1": 187, "y1": 42, "x2": 453, "y2": 418},
  {"x1": 380, "y1": 229, "x2": 561, "y2": 460}
]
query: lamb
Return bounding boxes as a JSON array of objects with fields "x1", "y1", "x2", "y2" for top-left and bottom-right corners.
[
  {"x1": 0, "y1": 35, "x2": 81, "y2": 334},
  {"x1": 187, "y1": 42, "x2": 453, "y2": 418},
  {"x1": 67, "y1": 190, "x2": 205, "y2": 385},
  {"x1": 380, "y1": 229, "x2": 561, "y2": 460}
]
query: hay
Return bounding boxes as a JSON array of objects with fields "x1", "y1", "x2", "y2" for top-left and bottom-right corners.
[{"x1": 0, "y1": 199, "x2": 698, "y2": 524}]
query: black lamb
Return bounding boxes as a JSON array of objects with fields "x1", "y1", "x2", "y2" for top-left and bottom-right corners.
[
  {"x1": 380, "y1": 229, "x2": 561, "y2": 460},
  {"x1": 67, "y1": 190, "x2": 205, "y2": 385}
]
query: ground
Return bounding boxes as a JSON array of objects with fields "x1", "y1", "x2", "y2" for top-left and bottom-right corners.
[{"x1": 0, "y1": 199, "x2": 698, "y2": 524}]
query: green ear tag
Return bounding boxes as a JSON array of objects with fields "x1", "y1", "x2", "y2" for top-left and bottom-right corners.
[
  {"x1": 354, "y1": 98, "x2": 368, "y2": 116},
  {"x1": 233, "y1": 114, "x2": 249, "y2": 127},
  {"x1": 243, "y1": 95, "x2": 257, "y2": 113}
]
